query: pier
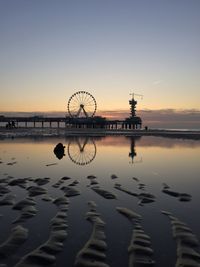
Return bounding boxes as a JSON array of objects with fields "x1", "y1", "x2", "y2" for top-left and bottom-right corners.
[
  {"x1": 0, "y1": 116, "x2": 142, "y2": 130},
  {"x1": 0, "y1": 91, "x2": 143, "y2": 130}
]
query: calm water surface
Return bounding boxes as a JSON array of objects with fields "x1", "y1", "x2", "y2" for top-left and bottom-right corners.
[{"x1": 0, "y1": 135, "x2": 200, "y2": 267}]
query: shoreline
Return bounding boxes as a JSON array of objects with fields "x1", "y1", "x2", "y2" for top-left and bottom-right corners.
[{"x1": 0, "y1": 127, "x2": 200, "y2": 140}]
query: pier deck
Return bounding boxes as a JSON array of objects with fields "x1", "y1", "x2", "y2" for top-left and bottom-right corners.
[{"x1": 0, "y1": 116, "x2": 140, "y2": 129}]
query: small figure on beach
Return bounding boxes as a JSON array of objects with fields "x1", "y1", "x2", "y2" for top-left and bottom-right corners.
[
  {"x1": 6, "y1": 121, "x2": 16, "y2": 128},
  {"x1": 53, "y1": 143, "x2": 65, "y2": 159},
  {"x1": 11, "y1": 121, "x2": 16, "y2": 128},
  {"x1": 6, "y1": 122, "x2": 12, "y2": 128}
]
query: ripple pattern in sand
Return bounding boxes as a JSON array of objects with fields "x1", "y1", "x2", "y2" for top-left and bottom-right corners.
[
  {"x1": 91, "y1": 186, "x2": 116, "y2": 199},
  {"x1": 74, "y1": 201, "x2": 110, "y2": 267},
  {"x1": 162, "y1": 211, "x2": 200, "y2": 267},
  {"x1": 14, "y1": 197, "x2": 69, "y2": 267},
  {"x1": 162, "y1": 184, "x2": 192, "y2": 202},
  {"x1": 12, "y1": 197, "x2": 37, "y2": 224},
  {"x1": 114, "y1": 184, "x2": 155, "y2": 205},
  {"x1": 117, "y1": 207, "x2": 155, "y2": 266},
  {"x1": 0, "y1": 225, "x2": 28, "y2": 260}
]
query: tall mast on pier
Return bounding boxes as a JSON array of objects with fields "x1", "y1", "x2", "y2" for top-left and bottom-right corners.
[{"x1": 129, "y1": 93, "x2": 143, "y2": 118}]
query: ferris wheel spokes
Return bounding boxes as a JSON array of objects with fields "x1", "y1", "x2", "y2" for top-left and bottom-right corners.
[{"x1": 68, "y1": 91, "x2": 97, "y2": 118}]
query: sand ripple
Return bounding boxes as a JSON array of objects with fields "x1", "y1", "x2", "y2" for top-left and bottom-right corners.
[
  {"x1": 115, "y1": 184, "x2": 155, "y2": 205},
  {"x1": 162, "y1": 211, "x2": 200, "y2": 267},
  {"x1": 74, "y1": 201, "x2": 110, "y2": 267},
  {"x1": 117, "y1": 207, "x2": 155, "y2": 266},
  {"x1": 0, "y1": 194, "x2": 15, "y2": 206},
  {"x1": 15, "y1": 197, "x2": 69, "y2": 267},
  {"x1": 162, "y1": 184, "x2": 192, "y2": 202},
  {"x1": 12, "y1": 198, "x2": 37, "y2": 224},
  {"x1": 0, "y1": 225, "x2": 28, "y2": 259},
  {"x1": 91, "y1": 186, "x2": 116, "y2": 199}
]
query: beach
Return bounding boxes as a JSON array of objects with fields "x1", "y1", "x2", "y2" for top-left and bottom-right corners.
[
  {"x1": 0, "y1": 134, "x2": 200, "y2": 267},
  {"x1": 1, "y1": 0, "x2": 200, "y2": 265}
]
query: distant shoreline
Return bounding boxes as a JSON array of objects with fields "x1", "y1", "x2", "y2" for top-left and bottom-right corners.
[{"x1": 0, "y1": 127, "x2": 200, "y2": 140}]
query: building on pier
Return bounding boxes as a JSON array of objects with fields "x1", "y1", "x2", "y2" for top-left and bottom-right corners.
[{"x1": 123, "y1": 93, "x2": 142, "y2": 129}]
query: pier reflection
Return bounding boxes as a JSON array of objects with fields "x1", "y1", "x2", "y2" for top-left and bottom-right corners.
[
  {"x1": 127, "y1": 136, "x2": 142, "y2": 164},
  {"x1": 53, "y1": 136, "x2": 142, "y2": 166}
]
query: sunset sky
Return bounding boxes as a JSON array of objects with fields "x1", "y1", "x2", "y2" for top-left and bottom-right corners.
[{"x1": 1, "y1": 0, "x2": 200, "y2": 113}]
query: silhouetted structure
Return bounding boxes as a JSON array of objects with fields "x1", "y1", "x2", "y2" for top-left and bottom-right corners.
[
  {"x1": 0, "y1": 91, "x2": 143, "y2": 130},
  {"x1": 124, "y1": 93, "x2": 142, "y2": 129},
  {"x1": 68, "y1": 91, "x2": 97, "y2": 118},
  {"x1": 54, "y1": 143, "x2": 65, "y2": 159},
  {"x1": 66, "y1": 92, "x2": 142, "y2": 129}
]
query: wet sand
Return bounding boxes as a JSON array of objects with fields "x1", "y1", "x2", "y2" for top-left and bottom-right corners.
[
  {"x1": 0, "y1": 135, "x2": 199, "y2": 266},
  {"x1": 0, "y1": 171, "x2": 199, "y2": 266}
]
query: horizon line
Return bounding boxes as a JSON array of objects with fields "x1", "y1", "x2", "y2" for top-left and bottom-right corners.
[{"x1": 1, "y1": 108, "x2": 200, "y2": 113}]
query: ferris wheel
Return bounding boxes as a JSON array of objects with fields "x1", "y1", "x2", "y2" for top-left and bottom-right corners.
[{"x1": 67, "y1": 91, "x2": 97, "y2": 118}]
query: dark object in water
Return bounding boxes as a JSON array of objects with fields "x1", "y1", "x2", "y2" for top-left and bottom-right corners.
[{"x1": 53, "y1": 143, "x2": 65, "y2": 160}]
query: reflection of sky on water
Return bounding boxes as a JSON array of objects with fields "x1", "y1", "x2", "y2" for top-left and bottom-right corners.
[
  {"x1": 0, "y1": 136, "x2": 199, "y2": 200},
  {"x1": 0, "y1": 136, "x2": 200, "y2": 267},
  {"x1": 0, "y1": 136, "x2": 199, "y2": 202}
]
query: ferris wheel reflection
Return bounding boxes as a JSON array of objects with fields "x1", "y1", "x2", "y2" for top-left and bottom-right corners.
[{"x1": 67, "y1": 137, "x2": 97, "y2": 166}]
